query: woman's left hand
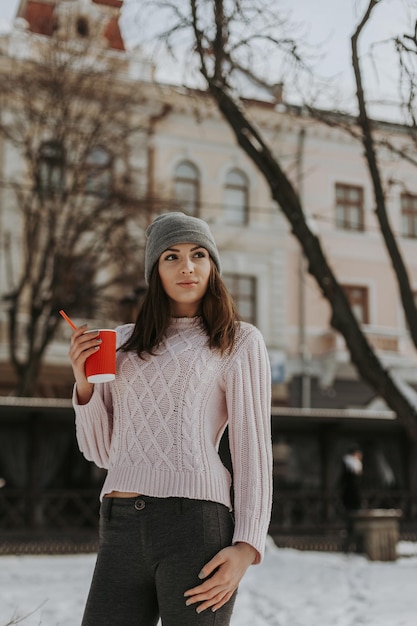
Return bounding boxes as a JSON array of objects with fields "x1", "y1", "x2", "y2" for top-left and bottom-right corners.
[{"x1": 184, "y1": 542, "x2": 257, "y2": 613}]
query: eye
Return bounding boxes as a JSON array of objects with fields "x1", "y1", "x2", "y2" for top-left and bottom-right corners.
[
  {"x1": 193, "y1": 250, "x2": 207, "y2": 258},
  {"x1": 163, "y1": 253, "x2": 178, "y2": 261}
]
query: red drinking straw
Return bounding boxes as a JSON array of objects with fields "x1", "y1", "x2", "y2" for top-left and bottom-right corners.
[{"x1": 59, "y1": 309, "x2": 77, "y2": 330}]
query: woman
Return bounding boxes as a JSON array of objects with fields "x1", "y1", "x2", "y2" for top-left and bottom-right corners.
[{"x1": 69, "y1": 212, "x2": 272, "y2": 626}]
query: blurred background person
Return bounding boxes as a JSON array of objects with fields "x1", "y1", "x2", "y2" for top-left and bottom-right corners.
[{"x1": 340, "y1": 443, "x2": 363, "y2": 553}]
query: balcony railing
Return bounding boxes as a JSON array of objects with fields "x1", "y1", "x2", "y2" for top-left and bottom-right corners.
[
  {"x1": 0, "y1": 488, "x2": 100, "y2": 530},
  {"x1": 1, "y1": 487, "x2": 415, "y2": 534},
  {"x1": 270, "y1": 490, "x2": 417, "y2": 533}
]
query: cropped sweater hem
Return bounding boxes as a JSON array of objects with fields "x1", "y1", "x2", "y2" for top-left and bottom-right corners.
[{"x1": 100, "y1": 465, "x2": 232, "y2": 511}]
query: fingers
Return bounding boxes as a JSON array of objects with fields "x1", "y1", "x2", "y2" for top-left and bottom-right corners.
[
  {"x1": 197, "y1": 551, "x2": 224, "y2": 580},
  {"x1": 185, "y1": 550, "x2": 226, "y2": 600},
  {"x1": 187, "y1": 588, "x2": 232, "y2": 614},
  {"x1": 70, "y1": 325, "x2": 95, "y2": 349},
  {"x1": 68, "y1": 326, "x2": 101, "y2": 379},
  {"x1": 211, "y1": 590, "x2": 234, "y2": 612},
  {"x1": 69, "y1": 327, "x2": 100, "y2": 359},
  {"x1": 184, "y1": 551, "x2": 240, "y2": 613},
  {"x1": 70, "y1": 323, "x2": 88, "y2": 341},
  {"x1": 184, "y1": 544, "x2": 254, "y2": 614},
  {"x1": 185, "y1": 574, "x2": 232, "y2": 614}
]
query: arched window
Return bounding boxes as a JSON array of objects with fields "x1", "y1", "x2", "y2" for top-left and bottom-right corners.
[
  {"x1": 224, "y1": 169, "x2": 249, "y2": 225},
  {"x1": 173, "y1": 161, "x2": 200, "y2": 216},
  {"x1": 85, "y1": 147, "x2": 113, "y2": 197},
  {"x1": 37, "y1": 141, "x2": 65, "y2": 195}
]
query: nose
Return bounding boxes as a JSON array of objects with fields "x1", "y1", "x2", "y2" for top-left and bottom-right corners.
[{"x1": 180, "y1": 257, "x2": 194, "y2": 273}]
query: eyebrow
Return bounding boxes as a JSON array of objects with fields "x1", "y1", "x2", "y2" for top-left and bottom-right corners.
[{"x1": 164, "y1": 245, "x2": 204, "y2": 252}]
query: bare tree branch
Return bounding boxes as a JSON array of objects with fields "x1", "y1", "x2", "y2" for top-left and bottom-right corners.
[
  {"x1": 151, "y1": 0, "x2": 417, "y2": 438},
  {"x1": 350, "y1": 0, "x2": 417, "y2": 352},
  {"x1": 0, "y1": 33, "x2": 167, "y2": 395}
]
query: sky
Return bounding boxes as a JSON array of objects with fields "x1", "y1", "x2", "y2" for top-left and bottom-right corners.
[
  {"x1": 0, "y1": 1, "x2": 414, "y2": 114},
  {"x1": 0, "y1": 0, "x2": 20, "y2": 33},
  {"x1": 119, "y1": 0, "x2": 415, "y2": 117},
  {"x1": 0, "y1": 0, "x2": 413, "y2": 56},
  {"x1": 1, "y1": 539, "x2": 417, "y2": 625},
  {"x1": 276, "y1": 0, "x2": 415, "y2": 116}
]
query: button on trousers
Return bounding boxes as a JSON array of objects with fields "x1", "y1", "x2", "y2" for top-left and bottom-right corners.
[{"x1": 81, "y1": 496, "x2": 237, "y2": 626}]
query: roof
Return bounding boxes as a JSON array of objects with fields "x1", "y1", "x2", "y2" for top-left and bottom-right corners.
[
  {"x1": 92, "y1": 0, "x2": 123, "y2": 7},
  {"x1": 21, "y1": 1, "x2": 55, "y2": 36},
  {"x1": 18, "y1": 0, "x2": 125, "y2": 51}
]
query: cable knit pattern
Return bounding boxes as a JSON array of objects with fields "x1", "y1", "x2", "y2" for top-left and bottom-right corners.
[{"x1": 73, "y1": 317, "x2": 272, "y2": 562}]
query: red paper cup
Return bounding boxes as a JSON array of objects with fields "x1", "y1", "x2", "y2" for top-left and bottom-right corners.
[{"x1": 84, "y1": 329, "x2": 116, "y2": 383}]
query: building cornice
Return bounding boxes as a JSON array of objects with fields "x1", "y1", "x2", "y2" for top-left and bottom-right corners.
[{"x1": 271, "y1": 406, "x2": 395, "y2": 420}]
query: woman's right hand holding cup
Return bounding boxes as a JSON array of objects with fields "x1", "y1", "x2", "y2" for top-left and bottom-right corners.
[{"x1": 69, "y1": 325, "x2": 101, "y2": 405}]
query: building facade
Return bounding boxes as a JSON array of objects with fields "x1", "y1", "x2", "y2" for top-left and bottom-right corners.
[{"x1": 0, "y1": 0, "x2": 416, "y2": 542}]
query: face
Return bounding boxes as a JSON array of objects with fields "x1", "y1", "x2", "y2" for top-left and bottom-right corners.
[{"x1": 158, "y1": 243, "x2": 212, "y2": 317}]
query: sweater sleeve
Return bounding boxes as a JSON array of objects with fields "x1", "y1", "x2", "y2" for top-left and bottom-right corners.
[
  {"x1": 72, "y1": 382, "x2": 113, "y2": 469},
  {"x1": 72, "y1": 324, "x2": 133, "y2": 468},
  {"x1": 225, "y1": 327, "x2": 273, "y2": 564}
]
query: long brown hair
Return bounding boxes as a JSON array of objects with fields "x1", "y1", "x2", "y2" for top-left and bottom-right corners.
[{"x1": 120, "y1": 262, "x2": 240, "y2": 358}]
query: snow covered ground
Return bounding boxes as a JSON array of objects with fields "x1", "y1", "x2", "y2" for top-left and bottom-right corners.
[{"x1": 1, "y1": 538, "x2": 417, "y2": 626}]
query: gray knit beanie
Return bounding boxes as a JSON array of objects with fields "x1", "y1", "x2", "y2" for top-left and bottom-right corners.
[{"x1": 144, "y1": 212, "x2": 221, "y2": 284}]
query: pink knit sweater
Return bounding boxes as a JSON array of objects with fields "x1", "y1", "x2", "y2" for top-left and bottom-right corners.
[{"x1": 73, "y1": 317, "x2": 272, "y2": 561}]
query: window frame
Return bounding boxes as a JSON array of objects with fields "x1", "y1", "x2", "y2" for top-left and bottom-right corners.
[
  {"x1": 401, "y1": 193, "x2": 417, "y2": 239},
  {"x1": 223, "y1": 272, "x2": 257, "y2": 324},
  {"x1": 173, "y1": 160, "x2": 200, "y2": 217},
  {"x1": 335, "y1": 183, "x2": 364, "y2": 232},
  {"x1": 84, "y1": 146, "x2": 113, "y2": 197},
  {"x1": 37, "y1": 140, "x2": 65, "y2": 196},
  {"x1": 342, "y1": 284, "x2": 369, "y2": 325},
  {"x1": 223, "y1": 168, "x2": 249, "y2": 226}
]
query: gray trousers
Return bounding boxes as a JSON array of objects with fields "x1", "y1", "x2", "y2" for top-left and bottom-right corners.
[{"x1": 81, "y1": 496, "x2": 237, "y2": 626}]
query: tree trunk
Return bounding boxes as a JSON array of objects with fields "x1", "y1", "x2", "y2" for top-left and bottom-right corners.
[
  {"x1": 351, "y1": 0, "x2": 417, "y2": 350},
  {"x1": 208, "y1": 82, "x2": 417, "y2": 440}
]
